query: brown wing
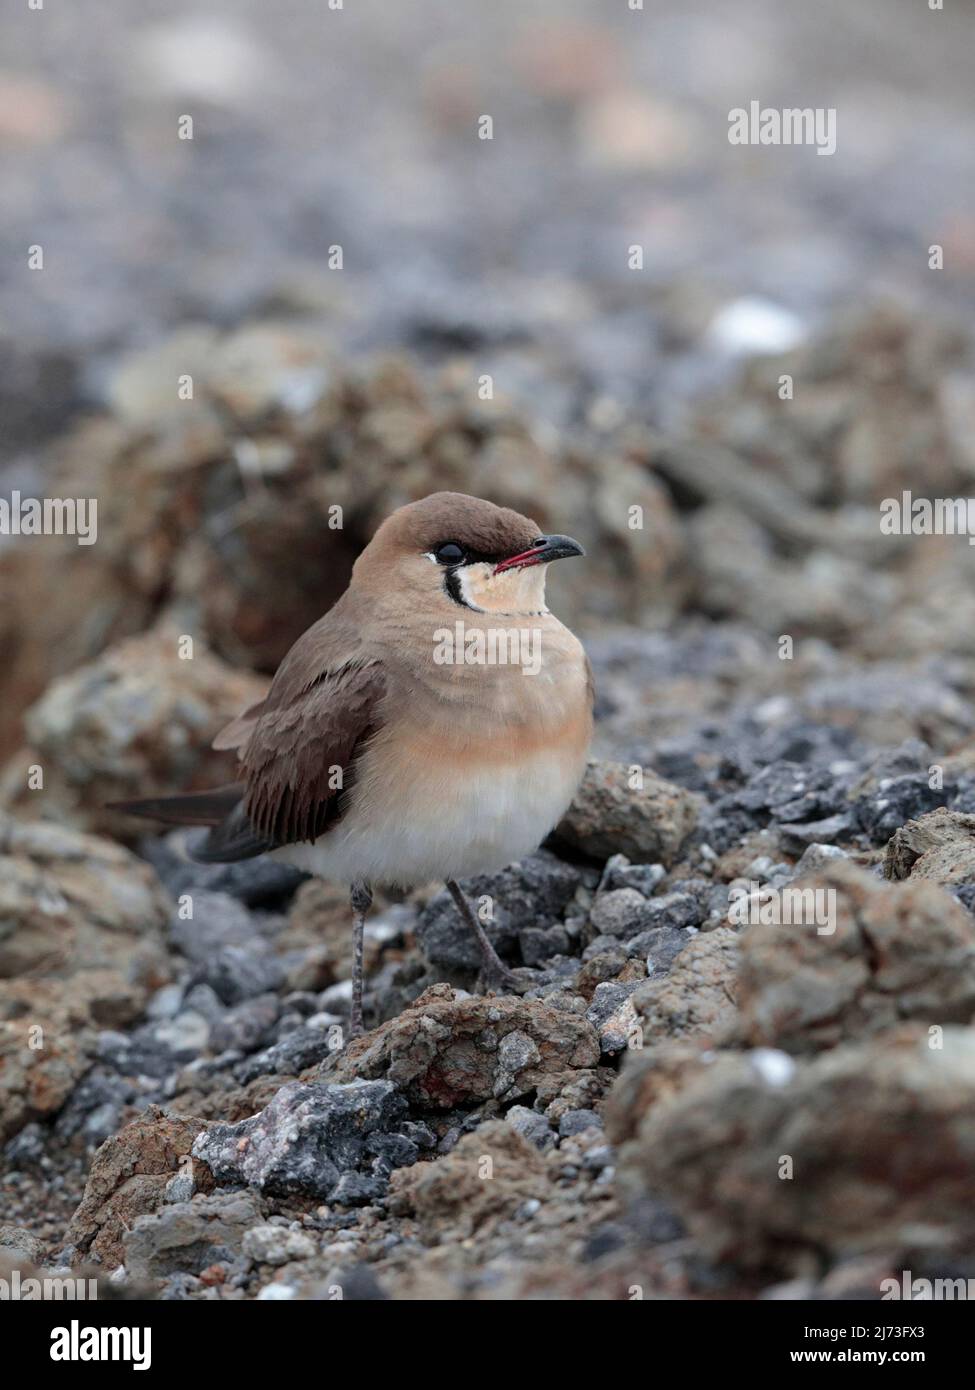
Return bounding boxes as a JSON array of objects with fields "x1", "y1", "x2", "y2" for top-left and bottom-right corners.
[
  {"x1": 212, "y1": 697, "x2": 269, "y2": 752},
  {"x1": 239, "y1": 658, "x2": 386, "y2": 845},
  {"x1": 221, "y1": 597, "x2": 386, "y2": 846}
]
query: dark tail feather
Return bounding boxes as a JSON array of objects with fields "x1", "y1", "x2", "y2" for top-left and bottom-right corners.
[
  {"x1": 108, "y1": 784, "x2": 245, "y2": 828},
  {"x1": 109, "y1": 784, "x2": 273, "y2": 863},
  {"x1": 190, "y1": 801, "x2": 274, "y2": 863}
]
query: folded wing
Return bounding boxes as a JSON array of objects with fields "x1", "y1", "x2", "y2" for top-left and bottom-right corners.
[{"x1": 114, "y1": 606, "x2": 387, "y2": 863}]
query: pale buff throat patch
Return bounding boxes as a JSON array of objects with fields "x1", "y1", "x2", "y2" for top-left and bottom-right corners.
[{"x1": 456, "y1": 561, "x2": 549, "y2": 615}]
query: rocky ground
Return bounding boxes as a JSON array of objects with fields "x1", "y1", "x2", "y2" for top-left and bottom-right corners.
[
  {"x1": 6, "y1": 317, "x2": 975, "y2": 1295},
  {"x1": 4, "y1": 0, "x2": 975, "y2": 1305}
]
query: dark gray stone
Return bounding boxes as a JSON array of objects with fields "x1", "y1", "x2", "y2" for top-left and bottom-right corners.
[
  {"x1": 235, "y1": 1021, "x2": 342, "y2": 1083},
  {"x1": 124, "y1": 1192, "x2": 262, "y2": 1280},
  {"x1": 559, "y1": 1108, "x2": 603, "y2": 1137},
  {"x1": 169, "y1": 891, "x2": 263, "y2": 963},
  {"x1": 209, "y1": 994, "x2": 281, "y2": 1054},
  {"x1": 601, "y1": 855, "x2": 666, "y2": 897},
  {"x1": 416, "y1": 850, "x2": 593, "y2": 971},
  {"x1": 506, "y1": 1104, "x2": 556, "y2": 1150},
  {"x1": 625, "y1": 923, "x2": 691, "y2": 971},
  {"x1": 197, "y1": 945, "x2": 285, "y2": 1005},
  {"x1": 192, "y1": 1079, "x2": 409, "y2": 1202},
  {"x1": 327, "y1": 1264, "x2": 388, "y2": 1300},
  {"x1": 853, "y1": 775, "x2": 952, "y2": 843},
  {"x1": 518, "y1": 923, "x2": 571, "y2": 966},
  {"x1": 778, "y1": 814, "x2": 857, "y2": 848}
]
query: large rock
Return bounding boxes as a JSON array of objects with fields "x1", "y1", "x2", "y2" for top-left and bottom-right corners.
[
  {"x1": 123, "y1": 1191, "x2": 263, "y2": 1281},
  {"x1": 630, "y1": 926, "x2": 740, "y2": 1044},
  {"x1": 0, "y1": 816, "x2": 171, "y2": 1140},
  {"x1": 191, "y1": 1078, "x2": 410, "y2": 1204},
  {"x1": 1, "y1": 624, "x2": 264, "y2": 839},
  {"x1": 1, "y1": 980, "x2": 101, "y2": 1143},
  {"x1": 388, "y1": 1120, "x2": 550, "y2": 1241},
  {"x1": 737, "y1": 861, "x2": 975, "y2": 1053},
  {"x1": 0, "y1": 815, "x2": 170, "y2": 981},
  {"x1": 603, "y1": 1038, "x2": 716, "y2": 1147},
  {"x1": 612, "y1": 1027, "x2": 975, "y2": 1267},
  {"x1": 883, "y1": 808, "x2": 975, "y2": 888},
  {"x1": 65, "y1": 1106, "x2": 209, "y2": 1269},
  {"x1": 329, "y1": 984, "x2": 600, "y2": 1108},
  {"x1": 555, "y1": 760, "x2": 699, "y2": 867}
]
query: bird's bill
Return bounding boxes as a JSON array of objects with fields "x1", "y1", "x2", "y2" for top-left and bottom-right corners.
[{"x1": 493, "y1": 534, "x2": 585, "y2": 574}]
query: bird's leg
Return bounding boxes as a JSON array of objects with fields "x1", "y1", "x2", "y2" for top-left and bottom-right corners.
[
  {"x1": 349, "y1": 879, "x2": 373, "y2": 1039},
  {"x1": 445, "y1": 878, "x2": 523, "y2": 992}
]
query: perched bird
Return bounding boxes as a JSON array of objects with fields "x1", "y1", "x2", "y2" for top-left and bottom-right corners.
[{"x1": 113, "y1": 492, "x2": 593, "y2": 1035}]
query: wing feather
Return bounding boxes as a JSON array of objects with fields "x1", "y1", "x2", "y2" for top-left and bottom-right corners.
[
  {"x1": 240, "y1": 659, "x2": 385, "y2": 845},
  {"x1": 229, "y1": 601, "x2": 387, "y2": 848}
]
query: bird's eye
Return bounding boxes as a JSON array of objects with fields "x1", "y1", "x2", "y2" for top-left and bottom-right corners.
[{"x1": 434, "y1": 542, "x2": 465, "y2": 565}]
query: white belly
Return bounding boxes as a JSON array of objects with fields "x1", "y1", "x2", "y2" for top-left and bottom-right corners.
[{"x1": 272, "y1": 741, "x2": 586, "y2": 887}]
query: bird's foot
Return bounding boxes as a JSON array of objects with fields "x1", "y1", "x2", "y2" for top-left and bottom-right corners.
[
  {"x1": 444, "y1": 878, "x2": 534, "y2": 997},
  {"x1": 478, "y1": 962, "x2": 534, "y2": 995}
]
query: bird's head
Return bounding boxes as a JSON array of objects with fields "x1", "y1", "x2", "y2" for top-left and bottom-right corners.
[{"x1": 354, "y1": 491, "x2": 585, "y2": 616}]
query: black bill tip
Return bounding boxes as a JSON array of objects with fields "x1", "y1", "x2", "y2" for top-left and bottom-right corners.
[{"x1": 494, "y1": 534, "x2": 586, "y2": 573}]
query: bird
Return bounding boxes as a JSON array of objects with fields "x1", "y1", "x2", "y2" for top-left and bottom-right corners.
[{"x1": 112, "y1": 491, "x2": 593, "y2": 1037}]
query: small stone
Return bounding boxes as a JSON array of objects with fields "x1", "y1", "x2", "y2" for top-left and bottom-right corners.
[
  {"x1": 416, "y1": 851, "x2": 591, "y2": 973},
  {"x1": 197, "y1": 945, "x2": 284, "y2": 1006},
  {"x1": 853, "y1": 776, "x2": 952, "y2": 843},
  {"x1": 590, "y1": 888, "x2": 651, "y2": 938},
  {"x1": 558, "y1": 1108, "x2": 603, "y2": 1138},
  {"x1": 586, "y1": 981, "x2": 641, "y2": 1055},
  {"x1": 494, "y1": 1030, "x2": 542, "y2": 1099},
  {"x1": 328, "y1": 985, "x2": 599, "y2": 1108},
  {"x1": 257, "y1": 1282, "x2": 298, "y2": 1301},
  {"x1": 163, "y1": 1169, "x2": 196, "y2": 1204},
  {"x1": 625, "y1": 925, "x2": 690, "y2": 974},
  {"x1": 601, "y1": 855, "x2": 667, "y2": 897},
  {"x1": 793, "y1": 843, "x2": 849, "y2": 876},
  {"x1": 0, "y1": 1225, "x2": 46, "y2": 1265},
  {"x1": 631, "y1": 927, "x2": 740, "y2": 1043},
  {"x1": 505, "y1": 1105, "x2": 555, "y2": 1150},
  {"x1": 518, "y1": 923, "x2": 571, "y2": 966},
  {"x1": 242, "y1": 1224, "x2": 316, "y2": 1267},
  {"x1": 388, "y1": 1121, "x2": 549, "y2": 1241}
]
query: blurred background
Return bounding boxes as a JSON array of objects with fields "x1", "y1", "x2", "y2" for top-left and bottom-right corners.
[
  {"x1": 4, "y1": 0, "x2": 975, "y2": 441},
  {"x1": 1, "y1": 0, "x2": 974, "y2": 618},
  {"x1": 3, "y1": 0, "x2": 975, "y2": 785},
  {"x1": 3, "y1": 0, "x2": 975, "y2": 808}
]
